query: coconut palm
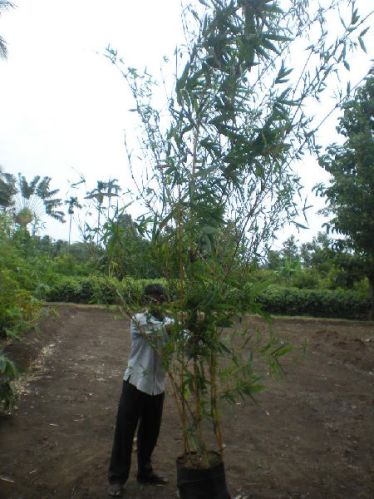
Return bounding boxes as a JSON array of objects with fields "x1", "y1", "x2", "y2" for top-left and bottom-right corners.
[{"x1": 0, "y1": 1, "x2": 14, "y2": 59}]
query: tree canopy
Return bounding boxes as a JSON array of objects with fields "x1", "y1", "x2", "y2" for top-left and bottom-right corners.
[
  {"x1": 317, "y1": 74, "x2": 374, "y2": 258},
  {"x1": 0, "y1": 172, "x2": 65, "y2": 232},
  {"x1": 317, "y1": 73, "x2": 374, "y2": 316}
]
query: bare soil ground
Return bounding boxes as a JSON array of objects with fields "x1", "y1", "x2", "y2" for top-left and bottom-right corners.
[{"x1": 0, "y1": 304, "x2": 374, "y2": 499}]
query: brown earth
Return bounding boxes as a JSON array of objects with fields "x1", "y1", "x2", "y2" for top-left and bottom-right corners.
[{"x1": 0, "y1": 304, "x2": 374, "y2": 499}]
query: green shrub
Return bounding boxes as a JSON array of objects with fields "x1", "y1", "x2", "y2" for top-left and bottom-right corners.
[
  {"x1": 43, "y1": 277, "x2": 82, "y2": 303},
  {"x1": 50, "y1": 252, "x2": 98, "y2": 277},
  {"x1": 44, "y1": 276, "x2": 370, "y2": 320},
  {"x1": 257, "y1": 286, "x2": 370, "y2": 320},
  {"x1": 44, "y1": 276, "x2": 114, "y2": 303},
  {"x1": 290, "y1": 270, "x2": 320, "y2": 289},
  {"x1": 0, "y1": 268, "x2": 42, "y2": 338},
  {"x1": 44, "y1": 276, "x2": 168, "y2": 305},
  {"x1": 0, "y1": 351, "x2": 17, "y2": 412}
]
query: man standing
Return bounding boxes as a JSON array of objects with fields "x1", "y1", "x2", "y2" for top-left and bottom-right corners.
[{"x1": 108, "y1": 284, "x2": 171, "y2": 497}]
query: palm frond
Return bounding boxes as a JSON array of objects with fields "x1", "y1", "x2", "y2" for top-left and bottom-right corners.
[
  {"x1": 28, "y1": 175, "x2": 41, "y2": 194},
  {"x1": 35, "y1": 176, "x2": 52, "y2": 199},
  {"x1": 0, "y1": 176, "x2": 16, "y2": 207},
  {"x1": 17, "y1": 174, "x2": 34, "y2": 199},
  {"x1": 44, "y1": 188, "x2": 60, "y2": 199}
]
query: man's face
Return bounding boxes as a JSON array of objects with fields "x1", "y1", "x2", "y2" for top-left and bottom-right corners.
[{"x1": 149, "y1": 293, "x2": 166, "y2": 305}]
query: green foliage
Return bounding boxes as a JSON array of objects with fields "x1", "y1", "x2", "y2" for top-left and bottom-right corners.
[
  {"x1": 0, "y1": 167, "x2": 17, "y2": 206},
  {"x1": 316, "y1": 74, "x2": 374, "y2": 317},
  {"x1": 290, "y1": 270, "x2": 321, "y2": 290},
  {"x1": 0, "y1": 350, "x2": 17, "y2": 412},
  {"x1": 0, "y1": 215, "x2": 42, "y2": 411},
  {"x1": 84, "y1": 178, "x2": 122, "y2": 245},
  {"x1": 0, "y1": 271, "x2": 42, "y2": 338},
  {"x1": 45, "y1": 275, "x2": 369, "y2": 321},
  {"x1": 317, "y1": 75, "x2": 374, "y2": 257},
  {"x1": 257, "y1": 286, "x2": 369, "y2": 320},
  {"x1": 263, "y1": 232, "x2": 370, "y2": 293},
  {"x1": 0, "y1": 172, "x2": 65, "y2": 232},
  {"x1": 0, "y1": 218, "x2": 43, "y2": 338},
  {"x1": 44, "y1": 275, "x2": 166, "y2": 306},
  {"x1": 101, "y1": 213, "x2": 160, "y2": 279}
]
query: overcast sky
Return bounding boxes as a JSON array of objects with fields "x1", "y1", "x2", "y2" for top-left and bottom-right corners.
[{"x1": 0, "y1": 0, "x2": 373, "y2": 246}]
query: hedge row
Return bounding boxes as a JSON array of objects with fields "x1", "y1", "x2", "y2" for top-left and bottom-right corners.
[
  {"x1": 43, "y1": 276, "x2": 168, "y2": 306},
  {"x1": 43, "y1": 277, "x2": 370, "y2": 320},
  {"x1": 256, "y1": 286, "x2": 370, "y2": 320}
]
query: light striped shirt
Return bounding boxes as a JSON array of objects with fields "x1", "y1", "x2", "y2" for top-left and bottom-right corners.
[{"x1": 124, "y1": 312, "x2": 172, "y2": 395}]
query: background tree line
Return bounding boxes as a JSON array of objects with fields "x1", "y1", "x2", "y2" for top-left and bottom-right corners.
[{"x1": 1, "y1": 71, "x2": 373, "y2": 325}]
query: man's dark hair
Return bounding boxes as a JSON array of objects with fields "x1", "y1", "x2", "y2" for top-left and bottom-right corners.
[{"x1": 143, "y1": 284, "x2": 167, "y2": 303}]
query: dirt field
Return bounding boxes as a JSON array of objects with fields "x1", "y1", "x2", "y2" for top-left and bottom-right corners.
[{"x1": 0, "y1": 304, "x2": 373, "y2": 499}]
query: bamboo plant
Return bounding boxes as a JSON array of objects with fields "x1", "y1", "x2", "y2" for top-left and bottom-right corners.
[{"x1": 108, "y1": 0, "x2": 370, "y2": 468}]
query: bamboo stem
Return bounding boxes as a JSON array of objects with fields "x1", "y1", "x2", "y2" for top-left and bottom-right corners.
[
  {"x1": 167, "y1": 367, "x2": 191, "y2": 455},
  {"x1": 175, "y1": 187, "x2": 189, "y2": 454},
  {"x1": 210, "y1": 346, "x2": 224, "y2": 455}
]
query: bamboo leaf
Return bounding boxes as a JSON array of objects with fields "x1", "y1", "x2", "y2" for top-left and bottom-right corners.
[
  {"x1": 359, "y1": 26, "x2": 370, "y2": 37},
  {"x1": 358, "y1": 37, "x2": 367, "y2": 53},
  {"x1": 260, "y1": 38, "x2": 280, "y2": 55},
  {"x1": 264, "y1": 33, "x2": 291, "y2": 43}
]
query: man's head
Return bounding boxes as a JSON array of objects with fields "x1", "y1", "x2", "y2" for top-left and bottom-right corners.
[{"x1": 143, "y1": 284, "x2": 167, "y2": 304}]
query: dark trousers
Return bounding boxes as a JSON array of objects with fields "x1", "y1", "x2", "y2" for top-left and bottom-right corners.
[{"x1": 108, "y1": 380, "x2": 165, "y2": 484}]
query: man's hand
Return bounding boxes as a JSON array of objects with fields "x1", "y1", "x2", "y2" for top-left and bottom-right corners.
[{"x1": 176, "y1": 311, "x2": 205, "y2": 322}]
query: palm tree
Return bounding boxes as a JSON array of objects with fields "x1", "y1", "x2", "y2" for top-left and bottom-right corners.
[
  {"x1": 105, "y1": 178, "x2": 121, "y2": 219},
  {"x1": 85, "y1": 181, "x2": 106, "y2": 244},
  {"x1": 2, "y1": 172, "x2": 65, "y2": 232},
  {"x1": 85, "y1": 179, "x2": 121, "y2": 244},
  {"x1": 64, "y1": 196, "x2": 82, "y2": 245},
  {"x1": 0, "y1": 167, "x2": 16, "y2": 208},
  {"x1": 0, "y1": 1, "x2": 14, "y2": 59}
]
